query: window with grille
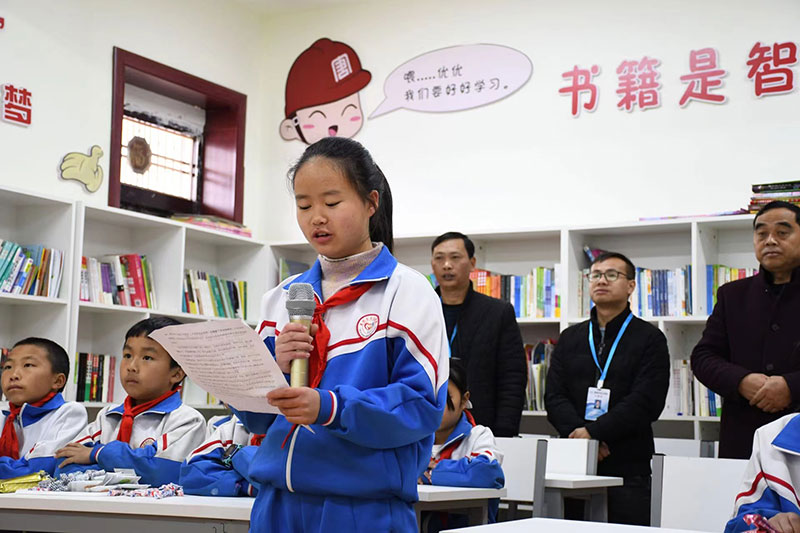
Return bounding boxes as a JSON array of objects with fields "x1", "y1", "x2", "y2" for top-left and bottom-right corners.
[{"x1": 120, "y1": 115, "x2": 200, "y2": 206}]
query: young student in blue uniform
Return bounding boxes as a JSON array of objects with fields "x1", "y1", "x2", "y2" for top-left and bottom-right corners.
[
  {"x1": 725, "y1": 413, "x2": 800, "y2": 533},
  {"x1": 232, "y1": 137, "x2": 449, "y2": 533},
  {"x1": 0, "y1": 338, "x2": 87, "y2": 478},
  {"x1": 419, "y1": 363, "x2": 504, "y2": 532},
  {"x1": 54, "y1": 317, "x2": 206, "y2": 486},
  {"x1": 180, "y1": 414, "x2": 263, "y2": 497}
]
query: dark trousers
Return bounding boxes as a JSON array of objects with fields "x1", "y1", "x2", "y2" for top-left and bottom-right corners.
[{"x1": 564, "y1": 474, "x2": 651, "y2": 526}]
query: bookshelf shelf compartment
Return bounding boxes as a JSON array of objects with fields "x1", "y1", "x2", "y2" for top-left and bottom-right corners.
[{"x1": 0, "y1": 293, "x2": 68, "y2": 306}]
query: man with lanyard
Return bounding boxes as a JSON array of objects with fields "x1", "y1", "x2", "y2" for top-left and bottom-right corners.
[
  {"x1": 545, "y1": 252, "x2": 670, "y2": 526},
  {"x1": 430, "y1": 232, "x2": 527, "y2": 437}
]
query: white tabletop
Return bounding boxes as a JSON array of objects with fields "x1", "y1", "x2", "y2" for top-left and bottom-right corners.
[
  {"x1": 417, "y1": 485, "x2": 507, "y2": 502},
  {"x1": 545, "y1": 473, "x2": 624, "y2": 490},
  {"x1": 0, "y1": 491, "x2": 253, "y2": 520},
  {"x1": 443, "y1": 517, "x2": 715, "y2": 532}
]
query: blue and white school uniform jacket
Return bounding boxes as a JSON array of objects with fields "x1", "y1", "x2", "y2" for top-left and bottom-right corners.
[
  {"x1": 180, "y1": 414, "x2": 260, "y2": 496},
  {"x1": 427, "y1": 412, "x2": 504, "y2": 489},
  {"x1": 726, "y1": 413, "x2": 800, "y2": 532},
  {"x1": 0, "y1": 393, "x2": 87, "y2": 478},
  {"x1": 55, "y1": 391, "x2": 206, "y2": 486},
  {"x1": 234, "y1": 246, "x2": 449, "y2": 503}
]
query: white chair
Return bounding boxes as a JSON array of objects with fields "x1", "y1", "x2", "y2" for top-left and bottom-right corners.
[
  {"x1": 655, "y1": 437, "x2": 713, "y2": 457},
  {"x1": 651, "y1": 454, "x2": 748, "y2": 531},
  {"x1": 544, "y1": 438, "x2": 598, "y2": 475},
  {"x1": 495, "y1": 437, "x2": 548, "y2": 519}
]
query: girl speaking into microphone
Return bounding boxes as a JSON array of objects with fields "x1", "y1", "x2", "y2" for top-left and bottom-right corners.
[{"x1": 232, "y1": 137, "x2": 449, "y2": 532}]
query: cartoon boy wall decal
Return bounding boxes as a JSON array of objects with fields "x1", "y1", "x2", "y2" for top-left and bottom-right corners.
[{"x1": 280, "y1": 38, "x2": 372, "y2": 144}]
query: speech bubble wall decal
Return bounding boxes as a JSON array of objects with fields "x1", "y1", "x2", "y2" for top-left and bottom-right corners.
[{"x1": 370, "y1": 44, "x2": 532, "y2": 119}]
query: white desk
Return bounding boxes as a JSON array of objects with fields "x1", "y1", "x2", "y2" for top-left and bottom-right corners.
[
  {"x1": 0, "y1": 492, "x2": 252, "y2": 532},
  {"x1": 416, "y1": 485, "x2": 507, "y2": 528},
  {"x1": 544, "y1": 473, "x2": 624, "y2": 522},
  {"x1": 443, "y1": 516, "x2": 715, "y2": 532},
  {"x1": 0, "y1": 486, "x2": 506, "y2": 533}
]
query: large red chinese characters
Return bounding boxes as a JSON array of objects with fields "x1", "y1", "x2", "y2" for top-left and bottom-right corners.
[{"x1": 2, "y1": 84, "x2": 32, "y2": 126}]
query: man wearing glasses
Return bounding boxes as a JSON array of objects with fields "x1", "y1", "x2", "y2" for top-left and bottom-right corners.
[{"x1": 546, "y1": 252, "x2": 670, "y2": 526}]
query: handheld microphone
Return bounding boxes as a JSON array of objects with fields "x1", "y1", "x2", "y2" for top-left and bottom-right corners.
[{"x1": 286, "y1": 283, "x2": 316, "y2": 388}]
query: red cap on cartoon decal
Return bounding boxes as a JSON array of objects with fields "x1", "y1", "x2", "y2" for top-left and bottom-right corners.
[{"x1": 284, "y1": 38, "x2": 372, "y2": 118}]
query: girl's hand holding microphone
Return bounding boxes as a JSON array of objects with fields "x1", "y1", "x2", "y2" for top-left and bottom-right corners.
[{"x1": 269, "y1": 323, "x2": 321, "y2": 425}]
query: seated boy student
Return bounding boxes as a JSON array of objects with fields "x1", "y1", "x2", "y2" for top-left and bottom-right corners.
[
  {"x1": 54, "y1": 317, "x2": 206, "y2": 486},
  {"x1": 726, "y1": 413, "x2": 800, "y2": 533},
  {"x1": 180, "y1": 414, "x2": 264, "y2": 497},
  {"x1": 419, "y1": 364, "x2": 504, "y2": 532},
  {"x1": 0, "y1": 338, "x2": 88, "y2": 478}
]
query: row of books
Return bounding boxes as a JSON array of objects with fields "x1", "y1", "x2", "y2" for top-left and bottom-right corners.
[
  {"x1": 182, "y1": 269, "x2": 247, "y2": 320},
  {"x1": 663, "y1": 359, "x2": 723, "y2": 417},
  {"x1": 470, "y1": 267, "x2": 561, "y2": 318},
  {"x1": 0, "y1": 239, "x2": 64, "y2": 298},
  {"x1": 524, "y1": 339, "x2": 556, "y2": 412},
  {"x1": 706, "y1": 265, "x2": 757, "y2": 310},
  {"x1": 577, "y1": 266, "x2": 692, "y2": 318},
  {"x1": 749, "y1": 180, "x2": 800, "y2": 213},
  {"x1": 74, "y1": 352, "x2": 117, "y2": 403},
  {"x1": 171, "y1": 214, "x2": 252, "y2": 238},
  {"x1": 79, "y1": 254, "x2": 157, "y2": 308}
]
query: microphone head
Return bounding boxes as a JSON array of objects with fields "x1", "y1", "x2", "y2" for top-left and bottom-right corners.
[{"x1": 286, "y1": 282, "x2": 316, "y2": 315}]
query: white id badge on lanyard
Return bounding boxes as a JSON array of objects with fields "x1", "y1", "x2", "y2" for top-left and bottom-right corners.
[
  {"x1": 586, "y1": 313, "x2": 633, "y2": 422},
  {"x1": 585, "y1": 386, "x2": 611, "y2": 421}
]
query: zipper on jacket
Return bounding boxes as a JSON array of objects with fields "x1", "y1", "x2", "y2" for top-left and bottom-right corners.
[{"x1": 285, "y1": 427, "x2": 300, "y2": 492}]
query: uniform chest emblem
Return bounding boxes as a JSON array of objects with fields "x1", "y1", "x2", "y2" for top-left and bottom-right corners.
[
  {"x1": 139, "y1": 437, "x2": 156, "y2": 448},
  {"x1": 357, "y1": 314, "x2": 379, "y2": 339}
]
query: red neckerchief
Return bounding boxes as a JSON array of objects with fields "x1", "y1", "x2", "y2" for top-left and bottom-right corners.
[
  {"x1": 250, "y1": 433, "x2": 265, "y2": 446},
  {"x1": 281, "y1": 282, "x2": 375, "y2": 448},
  {"x1": 0, "y1": 391, "x2": 57, "y2": 459},
  {"x1": 116, "y1": 389, "x2": 179, "y2": 444}
]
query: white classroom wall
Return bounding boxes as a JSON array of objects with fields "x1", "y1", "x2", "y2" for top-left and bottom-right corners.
[
  {"x1": 0, "y1": 0, "x2": 272, "y2": 239},
  {"x1": 259, "y1": 0, "x2": 800, "y2": 242},
  {"x1": 1, "y1": 0, "x2": 799, "y2": 243}
]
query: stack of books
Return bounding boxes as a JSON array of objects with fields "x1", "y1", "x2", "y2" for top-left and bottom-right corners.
[
  {"x1": 75, "y1": 352, "x2": 116, "y2": 403},
  {"x1": 663, "y1": 359, "x2": 694, "y2": 416},
  {"x1": 182, "y1": 269, "x2": 247, "y2": 320},
  {"x1": 706, "y1": 265, "x2": 758, "y2": 310},
  {"x1": 470, "y1": 267, "x2": 561, "y2": 318},
  {"x1": 525, "y1": 339, "x2": 556, "y2": 411},
  {"x1": 79, "y1": 254, "x2": 156, "y2": 308},
  {"x1": 578, "y1": 266, "x2": 692, "y2": 317},
  {"x1": 171, "y1": 214, "x2": 252, "y2": 238},
  {"x1": 0, "y1": 240, "x2": 64, "y2": 298},
  {"x1": 749, "y1": 180, "x2": 800, "y2": 213}
]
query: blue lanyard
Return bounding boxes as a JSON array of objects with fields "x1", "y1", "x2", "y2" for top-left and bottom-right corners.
[
  {"x1": 448, "y1": 325, "x2": 458, "y2": 356},
  {"x1": 589, "y1": 313, "x2": 633, "y2": 388}
]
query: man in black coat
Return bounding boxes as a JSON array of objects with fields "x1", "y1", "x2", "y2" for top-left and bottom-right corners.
[
  {"x1": 431, "y1": 232, "x2": 527, "y2": 437},
  {"x1": 692, "y1": 201, "x2": 800, "y2": 459},
  {"x1": 546, "y1": 252, "x2": 670, "y2": 526}
]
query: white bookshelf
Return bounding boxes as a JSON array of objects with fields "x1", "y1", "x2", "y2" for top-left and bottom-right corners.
[
  {"x1": 271, "y1": 215, "x2": 758, "y2": 441},
  {"x1": 0, "y1": 186, "x2": 75, "y2": 355}
]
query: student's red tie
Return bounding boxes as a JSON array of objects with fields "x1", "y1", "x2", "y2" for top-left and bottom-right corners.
[
  {"x1": 0, "y1": 391, "x2": 57, "y2": 460},
  {"x1": 280, "y1": 282, "x2": 374, "y2": 448},
  {"x1": 307, "y1": 282, "x2": 375, "y2": 388},
  {"x1": 116, "y1": 389, "x2": 179, "y2": 444}
]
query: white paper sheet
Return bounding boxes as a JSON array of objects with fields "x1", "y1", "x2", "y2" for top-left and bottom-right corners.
[{"x1": 149, "y1": 319, "x2": 287, "y2": 413}]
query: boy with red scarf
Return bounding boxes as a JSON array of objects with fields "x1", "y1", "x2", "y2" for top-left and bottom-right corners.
[
  {"x1": 54, "y1": 317, "x2": 205, "y2": 486},
  {"x1": 1, "y1": 338, "x2": 87, "y2": 478}
]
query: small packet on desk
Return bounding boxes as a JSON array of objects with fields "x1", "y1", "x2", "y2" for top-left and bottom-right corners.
[{"x1": 0, "y1": 471, "x2": 48, "y2": 493}]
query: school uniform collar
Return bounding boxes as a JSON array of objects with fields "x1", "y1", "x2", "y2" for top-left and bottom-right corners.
[
  {"x1": 772, "y1": 415, "x2": 800, "y2": 456},
  {"x1": 438, "y1": 412, "x2": 474, "y2": 451},
  {"x1": 107, "y1": 389, "x2": 182, "y2": 416},
  {"x1": 8, "y1": 393, "x2": 66, "y2": 427},
  {"x1": 286, "y1": 245, "x2": 397, "y2": 301}
]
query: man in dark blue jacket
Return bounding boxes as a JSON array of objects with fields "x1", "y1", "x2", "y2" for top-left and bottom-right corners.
[{"x1": 692, "y1": 201, "x2": 800, "y2": 459}]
